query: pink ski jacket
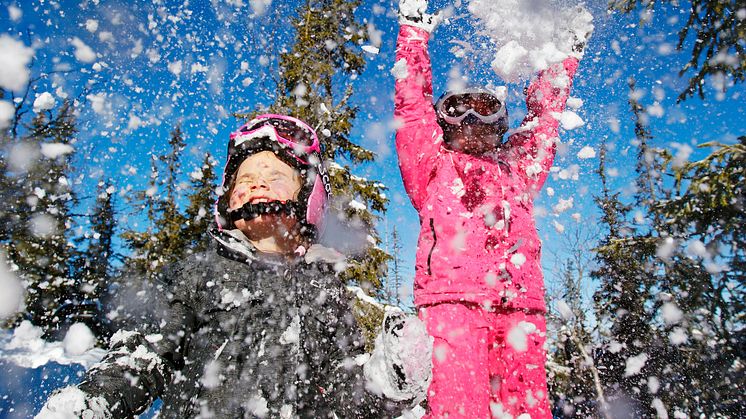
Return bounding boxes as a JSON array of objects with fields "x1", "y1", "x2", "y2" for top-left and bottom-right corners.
[{"x1": 394, "y1": 25, "x2": 579, "y2": 311}]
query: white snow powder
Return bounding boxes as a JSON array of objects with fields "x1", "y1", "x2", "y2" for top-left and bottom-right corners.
[
  {"x1": 348, "y1": 199, "x2": 367, "y2": 211},
  {"x1": 0, "y1": 254, "x2": 24, "y2": 320},
  {"x1": 468, "y1": 1, "x2": 594, "y2": 81},
  {"x1": 552, "y1": 220, "x2": 565, "y2": 234},
  {"x1": 391, "y1": 58, "x2": 409, "y2": 80},
  {"x1": 86, "y1": 93, "x2": 107, "y2": 115},
  {"x1": 506, "y1": 321, "x2": 537, "y2": 352},
  {"x1": 362, "y1": 45, "x2": 380, "y2": 55},
  {"x1": 71, "y1": 37, "x2": 96, "y2": 63},
  {"x1": 560, "y1": 110, "x2": 585, "y2": 130},
  {"x1": 40, "y1": 143, "x2": 74, "y2": 159},
  {"x1": 556, "y1": 300, "x2": 574, "y2": 321},
  {"x1": 510, "y1": 253, "x2": 526, "y2": 268},
  {"x1": 85, "y1": 19, "x2": 99, "y2": 33},
  {"x1": 624, "y1": 352, "x2": 648, "y2": 377},
  {"x1": 0, "y1": 35, "x2": 34, "y2": 91},
  {"x1": 1, "y1": 321, "x2": 105, "y2": 369},
  {"x1": 7, "y1": 5, "x2": 21, "y2": 21},
  {"x1": 33, "y1": 92, "x2": 56, "y2": 113},
  {"x1": 168, "y1": 60, "x2": 183, "y2": 76},
  {"x1": 0, "y1": 101, "x2": 14, "y2": 129},
  {"x1": 63, "y1": 323, "x2": 96, "y2": 356},
  {"x1": 576, "y1": 146, "x2": 596, "y2": 159},
  {"x1": 553, "y1": 197, "x2": 574, "y2": 214},
  {"x1": 566, "y1": 97, "x2": 583, "y2": 109},
  {"x1": 661, "y1": 302, "x2": 683, "y2": 325}
]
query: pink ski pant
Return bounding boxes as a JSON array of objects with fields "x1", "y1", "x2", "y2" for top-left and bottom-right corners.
[{"x1": 419, "y1": 303, "x2": 551, "y2": 418}]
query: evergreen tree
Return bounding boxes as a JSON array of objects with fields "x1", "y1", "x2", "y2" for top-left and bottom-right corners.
[
  {"x1": 249, "y1": 0, "x2": 391, "y2": 291},
  {"x1": 385, "y1": 226, "x2": 404, "y2": 306},
  {"x1": 76, "y1": 180, "x2": 118, "y2": 302},
  {"x1": 592, "y1": 110, "x2": 659, "y2": 416},
  {"x1": 183, "y1": 153, "x2": 218, "y2": 254},
  {"x1": 4, "y1": 100, "x2": 79, "y2": 331},
  {"x1": 121, "y1": 125, "x2": 188, "y2": 278},
  {"x1": 610, "y1": 0, "x2": 745, "y2": 101}
]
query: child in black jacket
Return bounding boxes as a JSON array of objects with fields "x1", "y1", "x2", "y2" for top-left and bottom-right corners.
[{"x1": 37, "y1": 114, "x2": 432, "y2": 418}]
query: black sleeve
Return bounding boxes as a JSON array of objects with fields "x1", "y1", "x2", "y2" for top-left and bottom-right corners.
[
  {"x1": 298, "y1": 274, "x2": 412, "y2": 418},
  {"x1": 77, "y1": 269, "x2": 197, "y2": 417}
]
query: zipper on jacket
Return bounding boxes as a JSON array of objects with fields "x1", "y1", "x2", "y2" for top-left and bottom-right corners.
[{"x1": 427, "y1": 218, "x2": 437, "y2": 276}]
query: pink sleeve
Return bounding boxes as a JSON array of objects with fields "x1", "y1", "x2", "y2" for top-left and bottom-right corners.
[
  {"x1": 505, "y1": 57, "x2": 579, "y2": 190},
  {"x1": 394, "y1": 25, "x2": 444, "y2": 212}
]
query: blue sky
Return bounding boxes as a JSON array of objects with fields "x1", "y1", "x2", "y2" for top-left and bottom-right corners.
[{"x1": 2, "y1": 0, "x2": 744, "y2": 307}]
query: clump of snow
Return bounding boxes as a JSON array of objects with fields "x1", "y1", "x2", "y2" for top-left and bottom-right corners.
[
  {"x1": 468, "y1": 1, "x2": 594, "y2": 82},
  {"x1": 506, "y1": 321, "x2": 538, "y2": 352},
  {"x1": 552, "y1": 220, "x2": 565, "y2": 233},
  {"x1": 0, "y1": 35, "x2": 34, "y2": 91},
  {"x1": 249, "y1": 0, "x2": 272, "y2": 16},
  {"x1": 86, "y1": 93, "x2": 108, "y2": 115},
  {"x1": 624, "y1": 352, "x2": 648, "y2": 377},
  {"x1": 8, "y1": 5, "x2": 22, "y2": 21},
  {"x1": 553, "y1": 197, "x2": 574, "y2": 214},
  {"x1": 560, "y1": 110, "x2": 585, "y2": 130},
  {"x1": 348, "y1": 199, "x2": 367, "y2": 211},
  {"x1": 656, "y1": 237, "x2": 676, "y2": 261},
  {"x1": 35, "y1": 386, "x2": 110, "y2": 419},
  {"x1": 661, "y1": 302, "x2": 683, "y2": 325},
  {"x1": 566, "y1": 97, "x2": 583, "y2": 109},
  {"x1": 0, "y1": 100, "x2": 15, "y2": 129},
  {"x1": 510, "y1": 252, "x2": 526, "y2": 268},
  {"x1": 34, "y1": 92, "x2": 56, "y2": 113},
  {"x1": 362, "y1": 45, "x2": 380, "y2": 55},
  {"x1": 1, "y1": 321, "x2": 105, "y2": 369},
  {"x1": 168, "y1": 60, "x2": 183, "y2": 76},
  {"x1": 556, "y1": 300, "x2": 574, "y2": 321},
  {"x1": 391, "y1": 58, "x2": 409, "y2": 80},
  {"x1": 63, "y1": 323, "x2": 96, "y2": 356},
  {"x1": 244, "y1": 394, "x2": 269, "y2": 418},
  {"x1": 0, "y1": 253, "x2": 24, "y2": 320},
  {"x1": 577, "y1": 146, "x2": 596, "y2": 159},
  {"x1": 71, "y1": 37, "x2": 96, "y2": 63},
  {"x1": 41, "y1": 143, "x2": 75, "y2": 159},
  {"x1": 85, "y1": 19, "x2": 99, "y2": 32}
]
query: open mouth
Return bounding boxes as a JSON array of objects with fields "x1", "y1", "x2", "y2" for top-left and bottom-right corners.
[{"x1": 249, "y1": 197, "x2": 272, "y2": 204}]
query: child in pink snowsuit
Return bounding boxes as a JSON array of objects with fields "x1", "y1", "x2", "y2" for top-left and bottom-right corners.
[{"x1": 394, "y1": 2, "x2": 588, "y2": 417}]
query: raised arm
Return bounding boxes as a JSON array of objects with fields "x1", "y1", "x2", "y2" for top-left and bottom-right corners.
[
  {"x1": 394, "y1": 18, "x2": 444, "y2": 212},
  {"x1": 505, "y1": 57, "x2": 579, "y2": 190}
]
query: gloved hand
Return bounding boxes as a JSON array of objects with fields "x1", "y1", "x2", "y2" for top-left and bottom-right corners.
[
  {"x1": 364, "y1": 311, "x2": 433, "y2": 403},
  {"x1": 35, "y1": 386, "x2": 111, "y2": 419},
  {"x1": 565, "y1": 5, "x2": 594, "y2": 59},
  {"x1": 399, "y1": 0, "x2": 442, "y2": 33}
]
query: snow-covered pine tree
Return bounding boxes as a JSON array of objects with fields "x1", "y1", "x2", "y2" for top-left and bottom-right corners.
[
  {"x1": 4, "y1": 100, "x2": 79, "y2": 332},
  {"x1": 610, "y1": 0, "x2": 745, "y2": 101},
  {"x1": 252, "y1": 0, "x2": 391, "y2": 292}
]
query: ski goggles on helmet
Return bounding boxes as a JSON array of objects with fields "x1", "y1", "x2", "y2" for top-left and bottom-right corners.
[
  {"x1": 436, "y1": 90, "x2": 507, "y2": 125},
  {"x1": 230, "y1": 114, "x2": 321, "y2": 165}
]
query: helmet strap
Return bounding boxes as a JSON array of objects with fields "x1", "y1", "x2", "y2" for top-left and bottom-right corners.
[{"x1": 228, "y1": 200, "x2": 304, "y2": 224}]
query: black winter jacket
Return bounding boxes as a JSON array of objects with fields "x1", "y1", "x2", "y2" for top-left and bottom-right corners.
[{"x1": 77, "y1": 230, "x2": 408, "y2": 418}]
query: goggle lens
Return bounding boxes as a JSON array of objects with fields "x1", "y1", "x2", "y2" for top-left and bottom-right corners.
[
  {"x1": 442, "y1": 93, "x2": 503, "y2": 118},
  {"x1": 242, "y1": 118, "x2": 316, "y2": 148}
]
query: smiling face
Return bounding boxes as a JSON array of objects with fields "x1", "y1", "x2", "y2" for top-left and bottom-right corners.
[{"x1": 228, "y1": 151, "x2": 302, "y2": 242}]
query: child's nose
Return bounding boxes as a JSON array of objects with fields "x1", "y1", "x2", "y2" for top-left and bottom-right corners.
[{"x1": 250, "y1": 178, "x2": 270, "y2": 190}]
